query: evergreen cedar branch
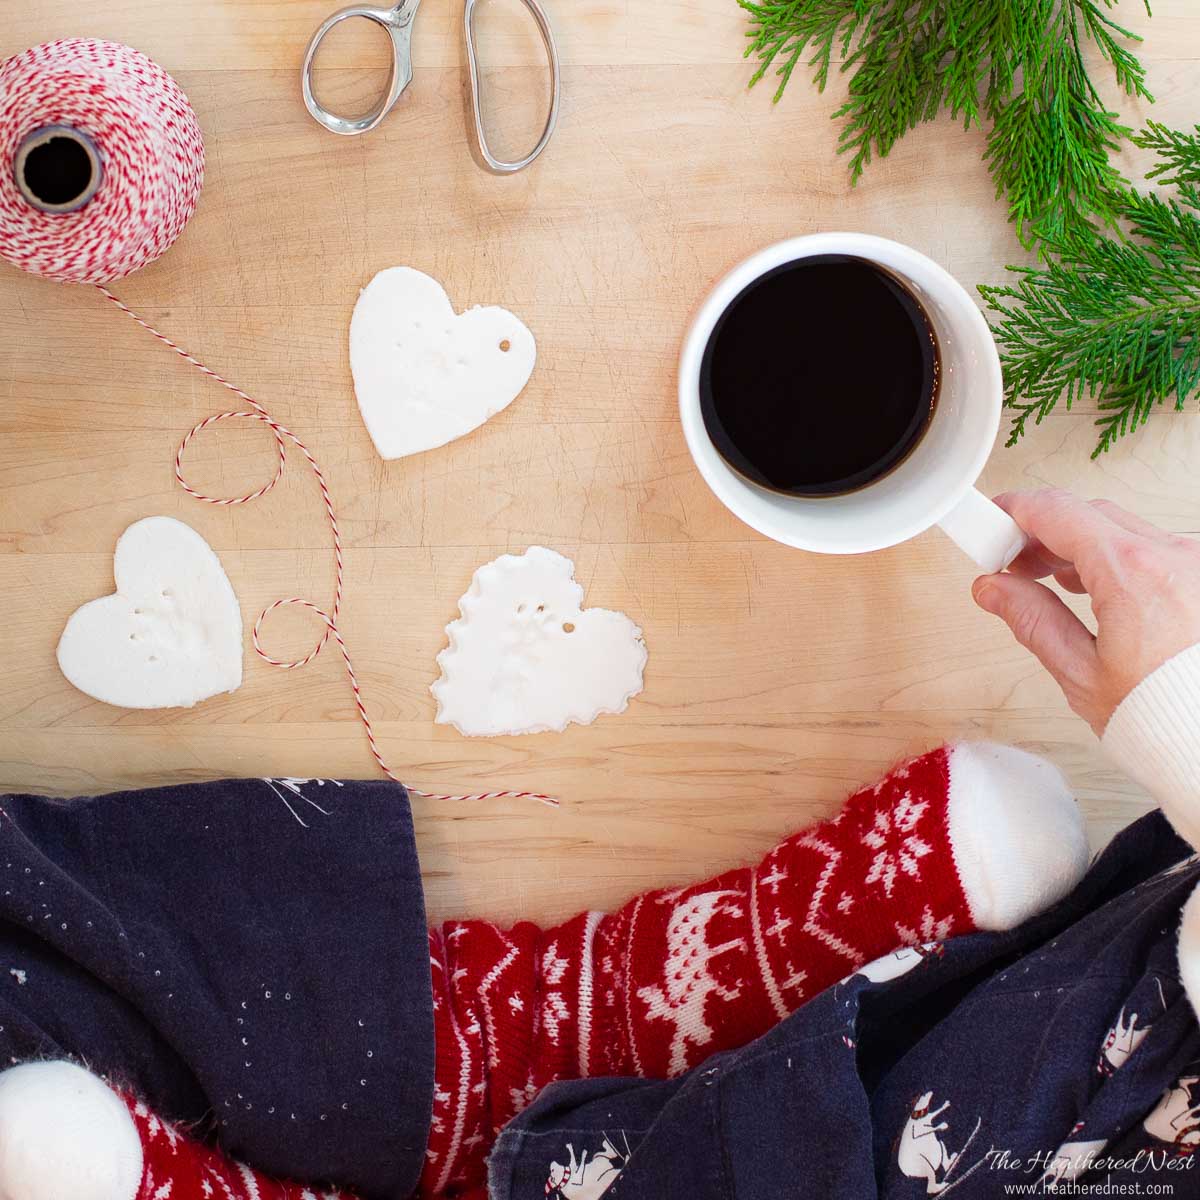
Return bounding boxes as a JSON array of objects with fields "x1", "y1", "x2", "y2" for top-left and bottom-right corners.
[
  {"x1": 739, "y1": 0, "x2": 1152, "y2": 246},
  {"x1": 980, "y1": 139, "x2": 1200, "y2": 457},
  {"x1": 741, "y1": 1, "x2": 1200, "y2": 455}
]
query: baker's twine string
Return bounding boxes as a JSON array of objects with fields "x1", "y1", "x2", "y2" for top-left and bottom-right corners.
[{"x1": 96, "y1": 284, "x2": 558, "y2": 808}]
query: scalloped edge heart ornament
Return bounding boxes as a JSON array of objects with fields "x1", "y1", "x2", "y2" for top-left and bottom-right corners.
[{"x1": 432, "y1": 546, "x2": 647, "y2": 737}]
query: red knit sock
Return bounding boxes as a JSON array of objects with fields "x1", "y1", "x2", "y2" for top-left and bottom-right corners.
[
  {"x1": 420, "y1": 742, "x2": 1088, "y2": 1196},
  {"x1": 124, "y1": 1092, "x2": 355, "y2": 1200},
  {"x1": 55, "y1": 744, "x2": 1085, "y2": 1200}
]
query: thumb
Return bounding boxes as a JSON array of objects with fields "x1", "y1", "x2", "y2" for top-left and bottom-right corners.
[{"x1": 972, "y1": 573, "x2": 1099, "y2": 694}]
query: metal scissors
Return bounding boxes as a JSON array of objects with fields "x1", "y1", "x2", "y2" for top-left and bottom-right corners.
[{"x1": 301, "y1": 0, "x2": 560, "y2": 175}]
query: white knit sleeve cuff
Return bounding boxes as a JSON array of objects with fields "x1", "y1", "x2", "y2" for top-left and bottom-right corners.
[{"x1": 1102, "y1": 642, "x2": 1200, "y2": 850}]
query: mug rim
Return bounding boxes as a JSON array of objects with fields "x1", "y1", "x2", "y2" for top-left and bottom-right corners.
[{"x1": 677, "y1": 232, "x2": 1004, "y2": 554}]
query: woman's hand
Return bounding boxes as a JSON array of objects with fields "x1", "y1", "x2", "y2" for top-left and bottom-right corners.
[{"x1": 971, "y1": 489, "x2": 1200, "y2": 735}]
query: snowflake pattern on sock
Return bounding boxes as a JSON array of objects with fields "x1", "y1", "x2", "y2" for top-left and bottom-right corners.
[{"x1": 419, "y1": 747, "x2": 975, "y2": 1196}]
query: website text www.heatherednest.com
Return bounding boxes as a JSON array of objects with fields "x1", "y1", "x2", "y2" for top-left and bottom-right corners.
[
  {"x1": 984, "y1": 1146, "x2": 1194, "y2": 1194},
  {"x1": 1001, "y1": 1184, "x2": 1178, "y2": 1196}
]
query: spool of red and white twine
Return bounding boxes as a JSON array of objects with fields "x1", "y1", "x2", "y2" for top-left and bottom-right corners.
[{"x1": 0, "y1": 38, "x2": 555, "y2": 807}]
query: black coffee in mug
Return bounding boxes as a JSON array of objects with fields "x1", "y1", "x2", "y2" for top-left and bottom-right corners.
[{"x1": 699, "y1": 255, "x2": 940, "y2": 496}]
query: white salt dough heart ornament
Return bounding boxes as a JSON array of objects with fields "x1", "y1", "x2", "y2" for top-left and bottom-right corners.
[
  {"x1": 56, "y1": 517, "x2": 243, "y2": 709},
  {"x1": 432, "y1": 547, "x2": 648, "y2": 737},
  {"x1": 350, "y1": 266, "x2": 536, "y2": 459}
]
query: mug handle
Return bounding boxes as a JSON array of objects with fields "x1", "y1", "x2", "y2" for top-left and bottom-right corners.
[{"x1": 937, "y1": 487, "x2": 1027, "y2": 574}]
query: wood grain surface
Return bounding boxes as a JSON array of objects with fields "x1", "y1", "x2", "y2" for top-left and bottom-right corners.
[{"x1": 2, "y1": 1, "x2": 1197, "y2": 924}]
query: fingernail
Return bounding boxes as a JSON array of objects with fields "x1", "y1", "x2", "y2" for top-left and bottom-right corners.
[{"x1": 972, "y1": 578, "x2": 995, "y2": 607}]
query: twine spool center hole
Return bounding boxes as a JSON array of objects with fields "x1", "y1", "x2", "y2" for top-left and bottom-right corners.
[{"x1": 15, "y1": 126, "x2": 102, "y2": 213}]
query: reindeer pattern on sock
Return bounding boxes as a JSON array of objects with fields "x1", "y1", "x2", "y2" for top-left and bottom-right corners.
[{"x1": 636, "y1": 888, "x2": 747, "y2": 1078}]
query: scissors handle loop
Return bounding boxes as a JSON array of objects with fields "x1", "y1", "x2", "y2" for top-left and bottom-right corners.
[
  {"x1": 464, "y1": 0, "x2": 560, "y2": 175},
  {"x1": 302, "y1": 1, "x2": 420, "y2": 136}
]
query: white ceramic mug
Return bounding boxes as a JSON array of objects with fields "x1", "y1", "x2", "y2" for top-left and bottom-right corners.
[{"x1": 678, "y1": 233, "x2": 1027, "y2": 573}]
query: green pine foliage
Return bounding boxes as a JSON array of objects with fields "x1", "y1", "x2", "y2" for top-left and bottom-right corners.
[
  {"x1": 1136, "y1": 118, "x2": 1200, "y2": 186},
  {"x1": 740, "y1": 1, "x2": 1200, "y2": 455},
  {"x1": 739, "y1": 0, "x2": 1152, "y2": 246},
  {"x1": 980, "y1": 132, "x2": 1200, "y2": 456}
]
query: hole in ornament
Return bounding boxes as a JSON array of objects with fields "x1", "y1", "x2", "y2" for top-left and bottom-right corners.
[
  {"x1": 129, "y1": 633, "x2": 138, "y2": 641},
  {"x1": 536, "y1": 604, "x2": 545, "y2": 613},
  {"x1": 562, "y1": 622, "x2": 575, "y2": 633},
  {"x1": 517, "y1": 603, "x2": 526, "y2": 613},
  {"x1": 499, "y1": 339, "x2": 511, "y2": 352},
  {"x1": 161, "y1": 589, "x2": 172, "y2": 599},
  {"x1": 148, "y1": 655, "x2": 158, "y2": 663}
]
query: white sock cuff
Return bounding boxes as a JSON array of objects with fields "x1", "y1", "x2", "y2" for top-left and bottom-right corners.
[
  {"x1": 946, "y1": 742, "x2": 1090, "y2": 932},
  {"x1": 0, "y1": 1061, "x2": 143, "y2": 1200},
  {"x1": 1180, "y1": 882, "x2": 1200, "y2": 1024}
]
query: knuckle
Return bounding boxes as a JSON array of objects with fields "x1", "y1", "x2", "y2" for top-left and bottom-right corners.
[
  {"x1": 1026, "y1": 487, "x2": 1079, "y2": 525},
  {"x1": 1039, "y1": 487, "x2": 1075, "y2": 508},
  {"x1": 1008, "y1": 602, "x2": 1045, "y2": 648},
  {"x1": 1112, "y1": 536, "x2": 1163, "y2": 577}
]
